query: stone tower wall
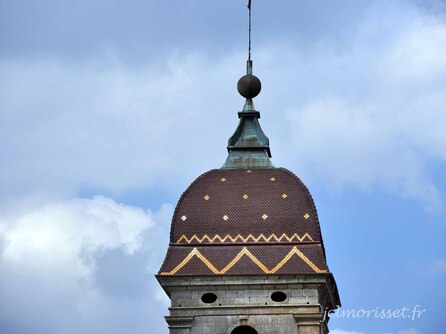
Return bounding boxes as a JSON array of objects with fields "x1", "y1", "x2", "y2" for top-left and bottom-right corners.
[{"x1": 159, "y1": 275, "x2": 336, "y2": 334}]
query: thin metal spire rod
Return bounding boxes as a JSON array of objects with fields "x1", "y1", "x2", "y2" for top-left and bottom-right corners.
[{"x1": 248, "y1": 0, "x2": 252, "y2": 61}]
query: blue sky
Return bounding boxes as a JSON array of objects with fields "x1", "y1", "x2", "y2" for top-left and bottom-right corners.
[{"x1": 1, "y1": 1, "x2": 445, "y2": 333}]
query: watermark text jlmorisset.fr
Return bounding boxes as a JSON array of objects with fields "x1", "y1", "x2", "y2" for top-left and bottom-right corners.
[{"x1": 327, "y1": 305, "x2": 426, "y2": 321}]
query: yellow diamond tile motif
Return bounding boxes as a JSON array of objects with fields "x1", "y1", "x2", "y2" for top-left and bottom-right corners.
[
  {"x1": 270, "y1": 177, "x2": 276, "y2": 181},
  {"x1": 223, "y1": 215, "x2": 229, "y2": 221},
  {"x1": 243, "y1": 194, "x2": 249, "y2": 200},
  {"x1": 281, "y1": 193, "x2": 288, "y2": 199},
  {"x1": 203, "y1": 195, "x2": 210, "y2": 201},
  {"x1": 220, "y1": 178, "x2": 226, "y2": 182},
  {"x1": 304, "y1": 213, "x2": 310, "y2": 219},
  {"x1": 262, "y1": 214, "x2": 268, "y2": 220},
  {"x1": 181, "y1": 215, "x2": 187, "y2": 221}
]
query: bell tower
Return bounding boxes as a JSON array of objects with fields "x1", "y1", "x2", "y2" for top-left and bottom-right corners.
[{"x1": 157, "y1": 2, "x2": 340, "y2": 333}]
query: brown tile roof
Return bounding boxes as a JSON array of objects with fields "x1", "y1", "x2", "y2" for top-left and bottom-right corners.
[{"x1": 158, "y1": 168, "x2": 330, "y2": 276}]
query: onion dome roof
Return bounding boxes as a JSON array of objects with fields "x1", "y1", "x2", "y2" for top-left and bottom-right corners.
[{"x1": 158, "y1": 168, "x2": 330, "y2": 276}]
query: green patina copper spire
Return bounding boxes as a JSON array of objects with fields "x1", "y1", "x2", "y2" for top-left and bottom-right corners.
[
  {"x1": 221, "y1": 60, "x2": 273, "y2": 169},
  {"x1": 222, "y1": 0, "x2": 273, "y2": 169}
]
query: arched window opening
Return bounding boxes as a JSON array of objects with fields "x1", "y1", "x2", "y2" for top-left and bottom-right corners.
[{"x1": 231, "y1": 325, "x2": 258, "y2": 334}]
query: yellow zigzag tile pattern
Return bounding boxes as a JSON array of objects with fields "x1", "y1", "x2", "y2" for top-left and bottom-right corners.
[
  {"x1": 159, "y1": 246, "x2": 327, "y2": 275},
  {"x1": 176, "y1": 233, "x2": 314, "y2": 244}
]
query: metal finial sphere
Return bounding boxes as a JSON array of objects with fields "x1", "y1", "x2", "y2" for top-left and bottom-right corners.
[{"x1": 237, "y1": 74, "x2": 261, "y2": 99}]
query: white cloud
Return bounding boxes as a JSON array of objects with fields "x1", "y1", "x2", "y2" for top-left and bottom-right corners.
[
  {"x1": 2, "y1": 2, "x2": 446, "y2": 212},
  {"x1": 284, "y1": 97, "x2": 443, "y2": 210},
  {"x1": 0, "y1": 196, "x2": 172, "y2": 333},
  {"x1": 273, "y1": 3, "x2": 446, "y2": 211},
  {"x1": 1, "y1": 196, "x2": 151, "y2": 279},
  {"x1": 0, "y1": 53, "x2": 241, "y2": 203}
]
